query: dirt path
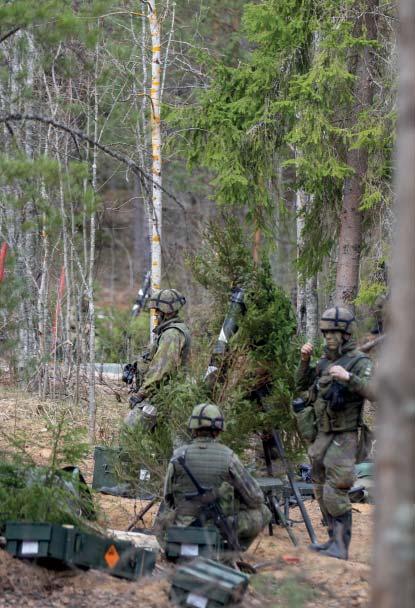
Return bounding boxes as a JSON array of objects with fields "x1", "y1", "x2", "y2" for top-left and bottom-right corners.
[{"x1": 0, "y1": 388, "x2": 373, "y2": 607}]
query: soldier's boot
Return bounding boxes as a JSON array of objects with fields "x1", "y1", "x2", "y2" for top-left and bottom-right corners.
[
  {"x1": 309, "y1": 514, "x2": 334, "y2": 552},
  {"x1": 320, "y1": 511, "x2": 352, "y2": 560}
]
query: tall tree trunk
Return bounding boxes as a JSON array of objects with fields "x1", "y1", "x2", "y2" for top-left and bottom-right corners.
[
  {"x1": 372, "y1": 1, "x2": 415, "y2": 605},
  {"x1": 88, "y1": 43, "x2": 99, "y2": 442},
  {"x1": 335, "y1": 0, "x2": 378, "y2": 305},
  {"x1": 133, "y1": 177, "x2": 151, "y2": 278},
  {"x1": 296, "y1": 187, "x2": 319, "y2": 340},
  {"x1": 147, "y1": 0, "x2": 162, "y2": 339},
  {"x1": 133, "y1": 13, "x2": 151, "y2": 286}
]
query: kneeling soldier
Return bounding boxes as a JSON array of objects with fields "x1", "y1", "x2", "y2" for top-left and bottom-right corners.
[{"x1": 156, "y1": 403, "x2": 271, "y2": 551}]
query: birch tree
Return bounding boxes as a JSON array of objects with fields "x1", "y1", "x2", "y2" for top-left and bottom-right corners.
[
  {"x1": 296, "y1": 188, "x2": 319, "y2": 341},
  {"x1": 146, "y1": 0, "x2": 162, "y2": 336}
]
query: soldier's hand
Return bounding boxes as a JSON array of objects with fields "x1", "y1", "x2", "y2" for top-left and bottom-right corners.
[
  {"x1": 329, "y1": 365, "x2": 350, "y2": 382},
  {"x1": 300, "y1": 342, "x2": 313, "y2": 361}
]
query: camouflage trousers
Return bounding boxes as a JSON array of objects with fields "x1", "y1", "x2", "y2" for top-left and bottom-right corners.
[
  {"x1": 154, "y1": 503, "x2": 271, "y2": 551},
  {"x1": 308, "y1": 431, "x2": 358, "y2": 518}
]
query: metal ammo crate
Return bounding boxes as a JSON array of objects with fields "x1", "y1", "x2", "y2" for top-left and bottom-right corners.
[
  {"x1": 92, "y1": 445, "x2": 153, "y2": 499},
  {"x1": 170, "y1": 557, "x2": 249, "y2": 607},
  {"x1": 4, "y1": 521, "x2": 157, "y2": 580},
  {"x1": 166, "y1": 526, "x2": 221, "y2": 561}
]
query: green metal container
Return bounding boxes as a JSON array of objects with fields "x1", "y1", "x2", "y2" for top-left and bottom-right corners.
[
  {"x1": 255, "y1": 476, "x2": 284, "y2": 498},
  {"x1": 70, "y1": 529, "x2": 157, "y2": 580},
  {"x1": 4, "y1": 522, "x2": 157, "y2": 580},
  {"x1": 355, "y1": 461, "x2": 374, "y2": 479},
  {"x1": 92, "y1": 445, "x2": 122, "y2": 491},
  {"x1": 166, "y1": 526, "x2": 221, "y2": 561},
  {"x1": 92, "y1": 445, "x2": 153, "y2": 499},
  {"x1": 170, "y1": 558, "x2": 249, "y2": 607}
]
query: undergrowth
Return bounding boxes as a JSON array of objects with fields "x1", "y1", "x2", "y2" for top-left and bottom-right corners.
[
  {"x1": 0, "y1": 405, "x2": 96, "y2": 530},
  {"x1": 118, "y1": 215, "x2": 303, "y2": 495}
]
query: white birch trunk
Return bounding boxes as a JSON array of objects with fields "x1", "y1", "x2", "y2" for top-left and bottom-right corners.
[
  {"x1": 296, "y1": 187, "x2": 319, "y2": 341},
  {"x1": 88, "y1": 45, "x2": 99, "y2": 442},
  {"x1": 148, "y1": 0, "x2": 162, "y2": 339}
]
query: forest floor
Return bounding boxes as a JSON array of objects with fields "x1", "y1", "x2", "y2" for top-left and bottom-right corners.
[{"x1": 0, "y1": 385, "x2": 373, "y2": 608}]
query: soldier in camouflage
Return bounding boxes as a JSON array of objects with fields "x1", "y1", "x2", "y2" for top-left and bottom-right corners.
[
  {"x1": 125, "y1": 288, "x2": 191, "y2": 427},
  {"x1": 155, "y1": 403, "x2": 271, "y2": 550},
  {"x1": 296, "y1": 307, "x2": 375, "y2": 560}
]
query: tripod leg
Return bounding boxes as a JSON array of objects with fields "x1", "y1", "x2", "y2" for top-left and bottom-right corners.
[
  {"x1": 262, "y1": 437, "x2": 273, "y2": 476},
  {"x1": 271, "y1": 429, "x2": 317, "y2": 544},
  {"x1": 266, "y1": 494, "x2": 274, "y2": 536},
  {"x1": 270, "y1": 497, "x2": 298, "y2": 547},
  {"x1": 284, "y1": 495, "x2": 289, "y2": 520}
]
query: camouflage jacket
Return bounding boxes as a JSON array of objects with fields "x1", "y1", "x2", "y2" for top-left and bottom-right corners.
[
  {"x1": 296, "y1": 339, "x2": 375, "y2": 432},
  {"x1": 164, "y1": 436, "x2": 264, "y2": 520},
  {"x1": 139, "y1": 316, "x2": 191, "y2": 398}
]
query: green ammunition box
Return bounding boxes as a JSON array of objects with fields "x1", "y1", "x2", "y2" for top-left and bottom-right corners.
[
  {"x1": 4, "y1": 522, "x2": 58, "y2": 559},
  {"x1": 92, "y1": 445, "x2": 153, "y2": 499},
  {"x1": 170, "y1": 558, "x2": 249, "y2": 607},
  {"x1": 282, "y1": 481, "x2": 315, "y2": 499},
  {"x1": 4, "y1": 522, "x2": 157, "y2": 580},
  {"x1": 355, "y1": 461, "x2": 374, "y2": 479},
  {"x1": 255, "y1": 476, "x2": 284, "y2": 498},
  {"x1": 70, "y1": 529, "x2": 157, "y2": 580},
  {"x1": 166, "y1": 526, "x2": 221, "y2": 561},
  {"x1": 92, "y1": 445, "x2": 123, "y2": 491}
]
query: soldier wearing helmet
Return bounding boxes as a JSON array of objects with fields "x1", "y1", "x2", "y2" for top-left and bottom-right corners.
[
  {"x1": 295, "y1": 306, "x2": 375, "y2": 560},
  {"x1": 129, "y1": 288, "x2": 191, "y2": 407},
  {"x1": 155, "y1": 403, "x2": 271, "y2": 550}
]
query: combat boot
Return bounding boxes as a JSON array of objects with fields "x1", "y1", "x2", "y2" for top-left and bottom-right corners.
[
  {"x1": 309, "y1": 514, "x2": 334, "y2": 552},
  {"x1": 320, "y1": 511, "x2": 352, "y2": 560}
]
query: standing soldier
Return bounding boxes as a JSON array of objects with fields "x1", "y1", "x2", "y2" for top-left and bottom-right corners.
[
  {"x1": 155, "y1": 403, "x2": 271, "y2": 551},
  {"x1": 125, "y1": 288, "x2": 191, "y2": 427},
  {"x1": 295, "y1": 307, "x2": 375, "y2": 560}
]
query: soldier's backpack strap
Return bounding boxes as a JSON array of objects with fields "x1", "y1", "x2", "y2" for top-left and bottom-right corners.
[
  {"x1": 316, "y1": 357, "x2": 330, "y2": 376},
  {"x1": 318, "y1": 353, "x2": 369, "y2": 376},
  {"x1": 165, "y1": 322, "x2": 191, "y2": 348},
  {"x1": 343, "y1": 354, "x2": 370, "y2": 374}
]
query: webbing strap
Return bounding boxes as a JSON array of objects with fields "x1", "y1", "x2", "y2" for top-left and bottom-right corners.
[{"x1": 317, "y1": 353, "x2": 369, "y2": 376}]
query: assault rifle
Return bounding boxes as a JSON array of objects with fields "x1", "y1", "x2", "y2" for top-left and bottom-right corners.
[
  {"x1": 131, "y1": 271, "x2": 151, "y2": 317},
  {"x1": 173, "y1": 454, "x2": 241, "y2": 553}
]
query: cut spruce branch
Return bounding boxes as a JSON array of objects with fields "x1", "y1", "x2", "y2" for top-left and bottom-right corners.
[{"x1": 0, "y1": 112, "x2": 186, "y2": 213}]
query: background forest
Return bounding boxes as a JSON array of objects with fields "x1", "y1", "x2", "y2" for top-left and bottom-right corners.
[
  {"x1": 0, "y1": 1, "x2": 395, "y2": 441},
  {"x1": 1, "y1": 2, "x2": 414, "y2": 608}
]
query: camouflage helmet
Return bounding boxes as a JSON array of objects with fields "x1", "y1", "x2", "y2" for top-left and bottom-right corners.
[
  {"x1": 148, "y1": 288, "x2": 186, "y2": 314},
  {"x1": 188, "y1": 403, "x2": 225, "y2": 432},
  {"x1": 319, "y1": 306, "x2": 356, "y2": 335}
]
